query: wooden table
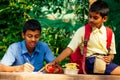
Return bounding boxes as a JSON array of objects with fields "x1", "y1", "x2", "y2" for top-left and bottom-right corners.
[{"x1": 0, "y1": 72, "x2": 120, "y2": 80}]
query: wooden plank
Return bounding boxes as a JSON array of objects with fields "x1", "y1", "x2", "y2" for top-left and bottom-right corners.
[{"x1": 0, "y1": 72, "x2": 120, "y2": 80}]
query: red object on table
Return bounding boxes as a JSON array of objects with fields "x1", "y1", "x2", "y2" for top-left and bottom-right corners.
[{"x1": 45, "y1": 64, "x2": 63, "y2": 73}]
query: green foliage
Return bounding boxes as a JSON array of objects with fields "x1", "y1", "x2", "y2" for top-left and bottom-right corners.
[{"x1": 0, "y1": 0, "x2": 88, "y2": 66}]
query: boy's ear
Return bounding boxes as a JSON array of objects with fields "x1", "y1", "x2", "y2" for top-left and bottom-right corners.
[
  {"x1": 103, "y1": 16, "x2": 108, "y2": 22},
  {"x1": 22, "y1": 32, "x2": 25, "y2": 39}
]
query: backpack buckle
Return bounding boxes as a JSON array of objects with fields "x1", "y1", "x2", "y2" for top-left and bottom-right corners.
[
  {"x1": 107, "y1": 48, "x2": 111, "y2": 53},
  {"x1": 84, "y1": 40, "x2": 88, "y2": 46}
]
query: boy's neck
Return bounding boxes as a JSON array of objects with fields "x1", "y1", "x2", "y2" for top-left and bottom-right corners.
[
  {"x1": 27, "y1": 48, "x2": 34, "y2": 55},
  {"x1": 91, "y1": 24, "x2": 102, "y2": 29}
]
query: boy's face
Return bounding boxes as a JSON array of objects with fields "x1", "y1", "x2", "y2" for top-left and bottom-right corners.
[
  {"x1": 88, "y1": 11, "x2": 107, "y2": 28},
  {"x1": 22, "y1": 30, "x2": 40, "y2": 50}
]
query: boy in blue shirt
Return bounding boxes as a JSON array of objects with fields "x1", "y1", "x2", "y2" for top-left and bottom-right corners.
[{"x1": 1, "y1": 19, "x2": 55, "y2": 72}]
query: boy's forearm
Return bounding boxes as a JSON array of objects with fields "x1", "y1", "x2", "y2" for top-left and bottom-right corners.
[
  {"x1": 0, "y1": 64, "x2": 23, "y2": 72},
  {"x1": 5, "y1": 66, "x2": 18, "y2": 72},
  {"x1": 52, "y1": 47, "x2": 73, "y2": 64},
  {"x1": 0, "y1": 64, "x2": 14, "y2": 72}
]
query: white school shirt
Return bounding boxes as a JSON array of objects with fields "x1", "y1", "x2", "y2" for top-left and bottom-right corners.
[{"x1": 67, "y1": 24, "x2": 116, "y2": 57}]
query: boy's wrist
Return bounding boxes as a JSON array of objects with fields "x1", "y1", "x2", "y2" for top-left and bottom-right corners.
[
  {"x1": 108, "y1": 54, "x2": 114, "y2": 61},
  {"x1": 52, "y1": 60, "x2": 59, "y2": 65},
  {"x1": 13, "y1": 65, "x2": 23, "y2": 72}
]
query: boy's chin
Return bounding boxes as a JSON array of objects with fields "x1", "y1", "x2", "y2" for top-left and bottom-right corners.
[
  {"x1": 90, "y1": 24, "x2": 96, "y2": 28},
  {"x1": 91, "y1": 25, "x2": 100, "y2": 28},
  {"x1": 29, "y1": 45, "x2": 36, "y2": 49}
]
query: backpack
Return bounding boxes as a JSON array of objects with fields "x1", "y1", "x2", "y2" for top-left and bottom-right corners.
[{"x1": 69, "y1": 23, "x2": 113, "y2": 74}]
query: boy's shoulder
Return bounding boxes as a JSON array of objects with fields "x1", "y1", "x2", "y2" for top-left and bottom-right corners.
[
  {"x1": 9, "y1": 41, "x2": 21, "y2": 48},
  {"x1": 75, "y1": 25, "x2": 86, "y2": 35},
  {"x1": 77, "y1": 25, "x2": 85, "y2": 31}
]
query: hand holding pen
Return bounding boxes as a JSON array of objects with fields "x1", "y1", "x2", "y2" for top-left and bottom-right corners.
[
  {"x1": 21, "y1": 56, "x2": 35, "y2": 72},
  {"x1": 21, "y1": 63, "x2": 34, "y2": 72}
]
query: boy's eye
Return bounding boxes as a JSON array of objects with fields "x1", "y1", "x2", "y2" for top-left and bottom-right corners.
[
  {"x1": 93, "y1": 16, "x2": 98, "y2": 20},
  {"x1": 35, "y1": 35, "x2": 39, "y2": 38},
  {"x1": 89, "y1": 16, "x2": 98, "y2": 20},
  {"x1": 27, "y1": 34, "x2": 39, "y2": 38},
  {"x1": 27, "y1": 34, "x2": 32, "y2": 38}
]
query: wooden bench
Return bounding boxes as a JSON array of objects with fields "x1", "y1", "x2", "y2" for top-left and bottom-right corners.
[{"x1": 0, "y1": 72, "x2": 120, "y2": 80}]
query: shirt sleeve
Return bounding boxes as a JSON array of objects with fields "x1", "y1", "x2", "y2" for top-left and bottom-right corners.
[
  {"x1": 1, "y1": 44, "x2": 16, "y2": 66},
  {"x1": 44, "y1": 43, "x2": 56, "y2": 63},
  {"x1": 110, "y1": 32, "x2": 116, "y2": 54},
  {"x1": 67, "y1": 26, "x2": 85, "y2": 52}
]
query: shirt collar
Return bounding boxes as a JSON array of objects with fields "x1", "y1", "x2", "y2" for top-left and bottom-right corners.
[
  {"x1": 92, "y1": 24, "x2": 106, "y2": 34},
  {"x1": 21, "y1": 40, "x2": 40, "y2": 55}
]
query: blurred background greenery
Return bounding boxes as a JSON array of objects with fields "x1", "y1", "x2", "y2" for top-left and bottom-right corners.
[{"x1": 0, "y1": 0, "x2": 120, "y2": 66}]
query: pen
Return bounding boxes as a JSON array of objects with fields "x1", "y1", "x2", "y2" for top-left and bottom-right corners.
[
  {"x1": 24, "y1": 55, "x2": 31, "y2": 64},
  {"x1": 38, "y1": 67, "x2": 45, "y2": 72},
  {"x1": 26, "y1": 57, "x2": 30, "y2": 63}
]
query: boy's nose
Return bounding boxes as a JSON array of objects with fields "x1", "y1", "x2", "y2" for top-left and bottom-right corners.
[
  {"x1": 31, "y1": 37, "x2": 35, "y2": 41},
  {"x1": 89, "y1": 18, "x2": 94, "y2": 22}
]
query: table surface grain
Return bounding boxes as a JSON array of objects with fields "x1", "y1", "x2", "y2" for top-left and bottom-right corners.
[{"x1": 0, "y1": 72, "x2": 120, "y2": 80}]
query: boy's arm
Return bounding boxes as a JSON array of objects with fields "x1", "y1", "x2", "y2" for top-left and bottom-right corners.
[
  {"x1": 0, "y1": 63, "x2": 34, "y2": 72},
  {"x1": 0, "y1": 64, "x2": 17, "y2": 72},
  {"x1": 49, "y1": 47, "x2": 73, "y2": 65}
]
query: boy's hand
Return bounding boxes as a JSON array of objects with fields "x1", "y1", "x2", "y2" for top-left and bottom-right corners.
[
  {"x1": 18, "y1": 63, "x2": 34, "y2": 72},
  {"x1": 45, "y1": 61, "x2": 56, "y2": 68},
  {"x1": 45, "y1": 61, "x2": 56, "y2": 72},
  {"x1": 45, "y1": 62, "x2": 63, "y2": 73},
  {"x1": 103, "y1": 54, "x2": 114, "y2": 65}
]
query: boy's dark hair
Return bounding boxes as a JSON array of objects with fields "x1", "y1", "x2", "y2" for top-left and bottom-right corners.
[
  {"x1": 23, "y1": 19, "x2": 42, "y2": 33},
  {"x1": 89, "y1": 0, "x2": 109, "y2": 18}
]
